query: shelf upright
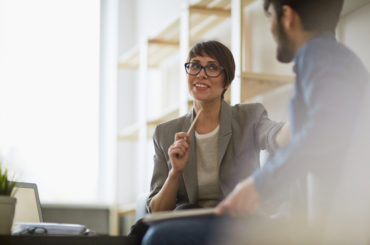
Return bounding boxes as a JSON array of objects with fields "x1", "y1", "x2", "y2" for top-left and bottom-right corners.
[
  {"x1": 231, "y1": 0, "x2": 244, "y2": 104},
  {"x1": 136, "y1": 41, "x2": 149, "y2": 195},
  {"x1": 179, "y1": 5, "x2": 191, "y2": 115}
]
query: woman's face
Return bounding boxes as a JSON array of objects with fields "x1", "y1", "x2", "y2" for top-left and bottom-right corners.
[{"x1": 187, "y1": 55, "x2": 226, "y2": 103}]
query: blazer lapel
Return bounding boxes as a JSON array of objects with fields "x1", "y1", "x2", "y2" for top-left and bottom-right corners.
[
  {"x1": 218, "y1": 101, "x2": 232, "y2": 167},
  {"x1": 181, "y1": 109, "x2": 198, "y2": 204}
]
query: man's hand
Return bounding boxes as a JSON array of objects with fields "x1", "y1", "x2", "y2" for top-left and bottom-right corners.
[{"x1": 215, "y1": 177, "x2": 262, "y2": 216}]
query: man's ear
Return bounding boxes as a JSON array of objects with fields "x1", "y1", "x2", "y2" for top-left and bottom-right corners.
[{"x1": 281, "y1": 5, "x2": 296, "y2": 30}]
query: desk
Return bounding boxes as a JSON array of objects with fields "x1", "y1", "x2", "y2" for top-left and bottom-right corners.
[{"x1": 0, "y1": 235, "x2": 135, "y2": 245}]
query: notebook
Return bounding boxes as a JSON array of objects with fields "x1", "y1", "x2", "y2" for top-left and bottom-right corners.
[{"x1": 142, "y1": 208, "x2": 215, "y2": 224}]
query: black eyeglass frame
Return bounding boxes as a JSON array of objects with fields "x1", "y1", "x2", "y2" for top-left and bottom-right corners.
[{"x1": 184, "y1": 62, "x2": 225, "y2": 78}]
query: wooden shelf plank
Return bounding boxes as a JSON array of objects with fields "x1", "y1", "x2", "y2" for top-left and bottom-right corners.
[
  {"x1": 241, "y1": 72, "x2": 294, "y2": 101},
  {"x1": 148, "y1": 16, "x2": 181, "y2": 45},
  {"x1": 117, "y1": 203, "x2": 136, "y2": 216},
  {"x1": 118, "y1": 104, "x2": 193, "y2": 141},
  {"x1": 190, "y1": 0, "x2": 215, "y2": 7},
  {"x1": 191, "y1": 0, "x2": 232, "y2": 9},
  {"x1": 118, "y1": 123, "x2": 139, "y2": 141},
  {"x1": 147, "y1": 106, "x2": 180, "y2": 127},
  {"x1": 149, "y1": 44, "x2": 179, "y2": 68},
  {"x1": 189, "y1": 6, "x2": 231, "y2": 17},
  {"x1": 146, "y1": 106, "x2": 179, "y2": 139},
  {"x1": 117, "y1": 45, "x2": 140, "y2": 69},
  {"x1": 148, "y1": 39, "x2": 179, "y2": 46},
  {"x1": 242, "y1": 72, "x2": 294, "y2": 83},
  {"x1": 191, "y1": 15, "x2": 229, "y2": 42},
  {"x1": 146, "y1": 101, "x2": 194, "y2": 139}
]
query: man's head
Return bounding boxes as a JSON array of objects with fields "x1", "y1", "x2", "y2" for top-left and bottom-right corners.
[{"x1": 264, "y1": 0, "x2": 344, "y2": 63}]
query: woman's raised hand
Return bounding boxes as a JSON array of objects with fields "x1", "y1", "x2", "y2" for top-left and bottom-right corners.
[{"x1": 168, "y1": 132, "x2": 190, "y2": 174}]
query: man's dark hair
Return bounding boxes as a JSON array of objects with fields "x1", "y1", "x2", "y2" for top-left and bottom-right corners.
[
  {"x1": 263, "y1": 0, "x2": 344, "y2": 32},
  {"x1": 187, "y1": 40, "x2": 235, "y2": 100}
]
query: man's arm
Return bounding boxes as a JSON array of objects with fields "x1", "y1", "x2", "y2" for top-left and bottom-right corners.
[
  {"x1": 253, "y1": 103, "x2": 286, "y2": 153},
  {"x1": 215, "y1": 177, "x2": 261, "y2": 216},
  {"x1": 253, "y1": 54, "x2": 367, "y2": 201},
  {"x1": 275, "y1": 122, "x2": 290, "y2": 148},
  {"x1": 215, "y1": 44, "x2": 368, "y2": 215}
]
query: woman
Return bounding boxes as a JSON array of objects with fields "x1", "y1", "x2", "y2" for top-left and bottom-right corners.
[{"x1": 146, "y1": 40, "x2": 289, "y2": 213}]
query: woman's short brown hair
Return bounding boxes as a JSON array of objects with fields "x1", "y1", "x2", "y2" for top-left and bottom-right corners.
[{"x1": 187, "y1": 40, "x2": 235, "y2": 99}]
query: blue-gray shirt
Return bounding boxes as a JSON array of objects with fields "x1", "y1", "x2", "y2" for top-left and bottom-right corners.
[{"x1": 253, "y1": 32, "x2": 370, "y2": 216}]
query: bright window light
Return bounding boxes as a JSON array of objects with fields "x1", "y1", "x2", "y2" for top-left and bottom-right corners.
[{"x1": 0, "y1": 0, "x2": 100, "y2": 204}]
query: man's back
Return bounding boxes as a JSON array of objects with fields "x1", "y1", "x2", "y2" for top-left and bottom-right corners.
[
  {"x1": 291, "y1": 31, "x2": 370, "y2": 224},
  {"x1": 255, "y1": 31, "x2": 369, "y2": 225}
]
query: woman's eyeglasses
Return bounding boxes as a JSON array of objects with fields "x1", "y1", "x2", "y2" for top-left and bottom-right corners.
[{"x1": 184, "y1": 62, "x2": 224, "y2": 77}]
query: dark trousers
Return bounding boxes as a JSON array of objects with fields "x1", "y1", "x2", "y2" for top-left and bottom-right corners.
[
  {"x1": 141, "y1": 214, "x2": 313, "y2": 245},
  {"x1": 128, "y1": 203, "x2": 201, "y2": 245}
]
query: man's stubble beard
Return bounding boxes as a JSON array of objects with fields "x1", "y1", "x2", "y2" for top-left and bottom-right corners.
[{"x1": 276, "y1": 19, "x2": 296, "y2": 63}]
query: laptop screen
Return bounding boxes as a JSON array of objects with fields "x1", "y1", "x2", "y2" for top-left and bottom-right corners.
[{"x1": 13, "y1": 182, "x2": 43, "y2": 223}]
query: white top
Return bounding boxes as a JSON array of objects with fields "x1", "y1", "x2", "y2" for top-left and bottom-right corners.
[{"x1": 195, "y1": 125, "x2": 221, "y2": 207}]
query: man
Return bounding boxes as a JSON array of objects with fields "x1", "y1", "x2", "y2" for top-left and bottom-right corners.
[
  {"x1": 142, "y1": 0, "x2": 370, "y2": 244},
  {"x1": 216, "y1": 0, "x2": 370, "y2": 241}
]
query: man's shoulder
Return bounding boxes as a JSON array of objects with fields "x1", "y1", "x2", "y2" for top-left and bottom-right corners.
[
  {"x1": 298, "y1": 34, "x2": 368, "y2": 80},
  {"x1": 304, "y1": 34, "x2": 363, "y2": 67}
]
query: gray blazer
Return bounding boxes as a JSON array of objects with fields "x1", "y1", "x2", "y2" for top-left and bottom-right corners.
[{"x1": 146, "y1": 101, "x2": 284, "y2": 212}]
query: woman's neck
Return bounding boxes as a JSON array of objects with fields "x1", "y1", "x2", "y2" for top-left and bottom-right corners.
[{"x1": 193, "y1": 99, "x2": 221, "y2": 134}]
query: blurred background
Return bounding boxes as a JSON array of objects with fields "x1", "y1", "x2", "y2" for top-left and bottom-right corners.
[{"x1": 0, "y1": 0, "x2": 369, "y2": 235}]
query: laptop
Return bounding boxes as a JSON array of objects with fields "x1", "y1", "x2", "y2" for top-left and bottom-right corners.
[
  {"x1": 12, "y1": 182, "x2": 43, "y2": 224},
  {"x1": 11, "y1": 182, "x2": 93, "y2": 235}
]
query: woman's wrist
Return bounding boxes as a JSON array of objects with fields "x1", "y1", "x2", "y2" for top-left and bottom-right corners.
[{"x1": 169, "y1": 168, "x2": 182, "y2": 180}]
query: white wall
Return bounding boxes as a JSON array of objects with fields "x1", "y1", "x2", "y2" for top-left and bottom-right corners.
[
  {"x1": 339, "y1": 2, "x2": 370, "y2": 71},
  {"x1": 116, "y1": 0, "x2": 139, "y2": 204},
  {"x1": 244, "y1": 1, "x2": 294, "y2": 75},
  {"x1": 0, "y1": 0, "x2": 101, "y2": 204},
  {"x1": 136, "y1": 0, "x2": 186, "y2": 42},
  {"x1": 99, "y1": 0, "x2": 119, "y2": 204}
]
